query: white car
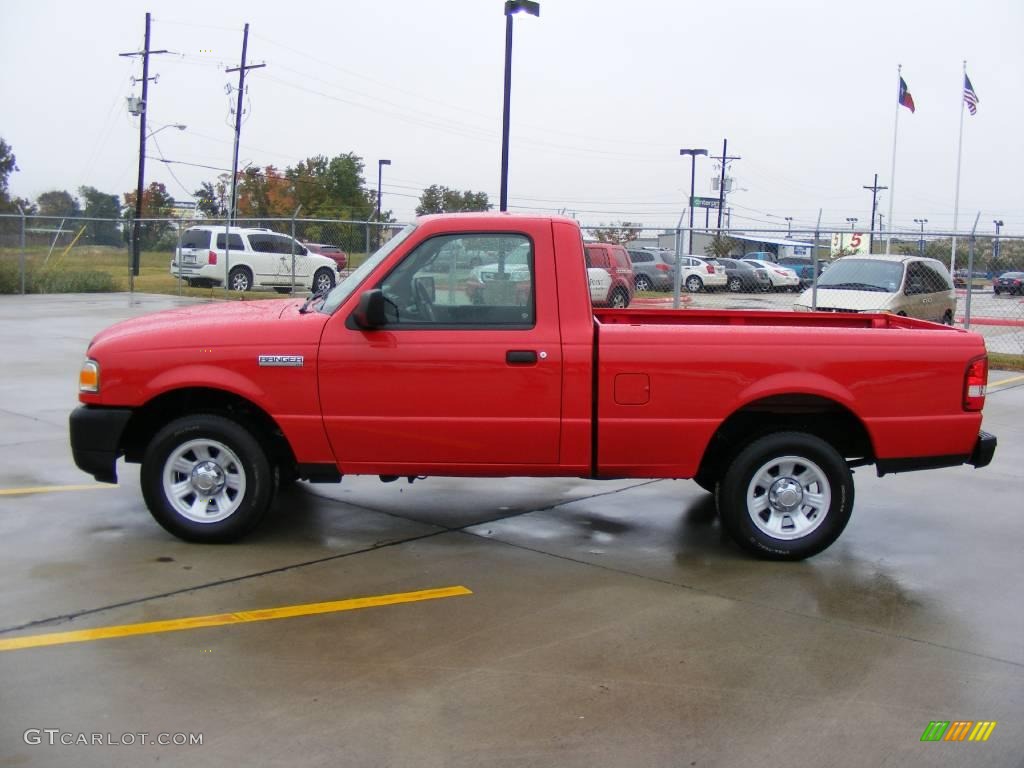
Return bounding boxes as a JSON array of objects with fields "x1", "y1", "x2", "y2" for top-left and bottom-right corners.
[
  {"x1": 586, "y1": 267, "x2": 613, "y2": 305},
  {"x1": 741, "y1": 258, "x2": 801, "y2": 291},
  {"x1": 678, "y1": 255, "x2": 728, "y2": 292},
  {"x1": 466, "y1": 245, "x2": 617, "y2": 306},
  {"x1": 171, "y1": 226, "x2": 340, "y2": 293}
]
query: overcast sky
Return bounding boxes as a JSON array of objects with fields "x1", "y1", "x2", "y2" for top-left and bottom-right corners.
[{"x1": 2, "y1": 0, "x2": 1021, "y2": 235}]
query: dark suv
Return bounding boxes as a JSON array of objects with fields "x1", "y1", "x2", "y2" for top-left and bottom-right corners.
[
  {"x1": 584, "y1": 242, "x2": 634, "y2": 307},
  {"x1": 628, "y1": 248, "x2": 676, "y2": 292}
]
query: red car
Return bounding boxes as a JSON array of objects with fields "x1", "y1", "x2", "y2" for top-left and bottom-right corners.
[{"x1": 303, "y1": 243, "x2": 348, "y2": 270}]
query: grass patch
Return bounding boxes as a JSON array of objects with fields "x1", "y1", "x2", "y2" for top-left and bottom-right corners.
[{"x1": 988, "y1": 352, "x2": 1024, "y2": 372}]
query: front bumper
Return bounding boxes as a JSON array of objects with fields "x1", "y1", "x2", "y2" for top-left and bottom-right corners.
[{"x1": 69, "y1": 406, "x2": 133, "y2": 484}]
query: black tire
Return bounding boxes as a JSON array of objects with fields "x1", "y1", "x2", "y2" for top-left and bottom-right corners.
[
  {"x1": 716, "y1": 432, "x2": 853, "y2": 560},
  {"x1": 635, "y1": 275, "x2": 653, "y2": 292},
  {"x1": 610, "y1": 288, "x2": 629, "y2": 308},
  {"x1": 140, "y1": 415, "x2": 275, "y2": 543},
  {"x1": 685, "y1": 275, "x2": 704, "y2": 293},
  {"x1": 727, "y1": 276, "x2": 743, "y2": 293},
  {"x1": 313, "y1": 268, "x2": 335, "y2": 293},
  {"x1": 942, "y1": 310, "x2": 954, "y2": 325},
  {"x1": 993, "y1": 288, "x2": 1000, "y2": 295},
  {"x1": 228, "y1": 266, "x2": 253, "y2": 292}
]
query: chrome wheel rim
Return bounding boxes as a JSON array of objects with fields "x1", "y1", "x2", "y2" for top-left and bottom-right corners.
[
  {"x1": 163, "y1": 439, "x2": 246, "y2": 523},
  {"x1": 746, "y1": 455, "x2": 830, "y2": 540},
  {"x1": 314, "y1": 272, "x2": 333, "y2": 292},
  {"x1": 231, "y1": 272, "x2": 249, "y2": 291},
  {"x1": 611, "y1": 291, "x2": 627, "y2": 308},
  {"x1": 686, "y1": 277, "x2": 702, "y2": 292}
]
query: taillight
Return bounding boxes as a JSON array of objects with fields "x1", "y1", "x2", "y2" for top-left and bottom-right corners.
[
  {"x1": 208, "y1": 250, "x2": 218, "y2": 265},
  {"x1": 706, "y1": 265, "x2": 714, "y2": 274},
  {"x1": 963, "y1": 355, "x2": 988, "y2": 411},
  {"x1": 656, "y1": 263, "x2": 670, "y2": 272}
]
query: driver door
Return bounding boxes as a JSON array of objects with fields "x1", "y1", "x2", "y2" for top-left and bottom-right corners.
[{"x1": 317, "y1": 229, "x2": 564, "y2": 471}]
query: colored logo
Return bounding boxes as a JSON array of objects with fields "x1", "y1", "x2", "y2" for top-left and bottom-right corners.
[{"x1": 920, "y1": 721, "x2": 997, "y2": 742}]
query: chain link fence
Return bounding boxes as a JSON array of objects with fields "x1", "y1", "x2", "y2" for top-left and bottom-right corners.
[{"x1": 2, "y1": 213, "x2": 1021, "y2": 357}]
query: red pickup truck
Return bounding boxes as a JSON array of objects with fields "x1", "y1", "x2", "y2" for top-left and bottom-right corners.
[{"x1": 70, "y1": 214, "x2": 996, "y2": 560}]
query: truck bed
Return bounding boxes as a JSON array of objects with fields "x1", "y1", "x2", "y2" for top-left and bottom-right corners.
[{"x1": 594, "y1": 307, "x2": 960, "y2": 332}]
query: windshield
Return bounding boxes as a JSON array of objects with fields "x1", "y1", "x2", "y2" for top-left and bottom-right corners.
[
  {"x1": 320, "y1": 224, "x2": 417, "y2": 313},
  {"x1": 817, "y1": 259, "x2": 904, "y2": 293}
]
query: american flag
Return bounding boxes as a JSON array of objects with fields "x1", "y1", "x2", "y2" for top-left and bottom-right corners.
[{"x1": 963, "y1": 74, "x2": 979, "y2": 115}]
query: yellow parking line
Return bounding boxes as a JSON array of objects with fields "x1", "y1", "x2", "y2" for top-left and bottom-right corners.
[
  {"x1": 989, "y1": 373, "x2": 1024, "y2": 389},
  {"x1": 0, "y1": 484, "x2": 118, "y2": 497},
  {"x1": 0, "y1": 586, "x2": 473, "y2": 652}
]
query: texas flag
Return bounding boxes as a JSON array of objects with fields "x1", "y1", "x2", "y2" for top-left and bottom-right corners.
[{"x1": 898, "y1": 77, "x2": 916, "y2": 113}]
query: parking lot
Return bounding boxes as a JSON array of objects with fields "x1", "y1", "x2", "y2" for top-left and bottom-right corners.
[{"x1": 1, "y1": 293, "x2": 1022, "y2": 767}]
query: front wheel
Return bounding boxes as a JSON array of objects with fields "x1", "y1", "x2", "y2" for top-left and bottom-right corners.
[
  {"x1": 141, "y1": 415, "x2": 275, "y2": 543},
  {"x1": 716, "y1": 432, "x2": 853, "y2": 560},
  {"x1": 942, "y1": 310, "x2": 954, "y2": 325}
]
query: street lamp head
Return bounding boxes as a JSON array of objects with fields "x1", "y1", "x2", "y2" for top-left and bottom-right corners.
[
  {"x1": 379, "y1": 159, "x2": 391, "y2": 167},
  {"x1": 679, "y1": 148, "x2": 708, "y2": 157},
  {"x1": 994, "y1": 219, "x2": 1003, "y2": 227},
  {"x1": 505, "y1": 0, "x2": 540, "y2": 15}
]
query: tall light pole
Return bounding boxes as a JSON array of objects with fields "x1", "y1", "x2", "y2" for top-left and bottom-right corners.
[
  {"x1": 784, "y1": 216, "x2": 793, "y2": 236},
  {"x1": 678, "y1": 149, "x2": 708, "y2": 231},
  {"x1": 846, "y1": 217, "x2": 858, "y2": 231},
  {"x1": 499, "y1": 0, "x2": 540, "y2": 212},
  {"x1": 913, "y1": 218, "x2": 928, "y2": 256},
  {"x1": 993, "y1": 219, "x2": 1004, "y2": 270},
  {"x1": 376, "y1": 159, "x2": 391, "y2": 249}
]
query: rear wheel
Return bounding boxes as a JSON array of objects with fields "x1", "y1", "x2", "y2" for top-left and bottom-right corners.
[
  {"x1": 685, "y1": 275, "x2": 704, "y2": 293},
  {"x1": 140, "y1": 415, "x2": 275, "y2": 543},
  {"x1": 228, "y1": 266, "x2": 253, "y2": 292},
  {"x1": 313, "y1": 268, "x2": 335, "y2": 293},
  {"x1": 942, "y1": 310, "x2": 954, "y2": 325},
  {"x1": 635, "y1": 275, "x2": 653, "y2": 292},
  {"x1": 716, "y1": 432, "x2": 853, "y2": 560},
  {"x1": 728, "y1": 276, "x2": 743, "y2": 292},
  {"x1": 610, "y1": 288, "x2": 629, "y2": 308}
]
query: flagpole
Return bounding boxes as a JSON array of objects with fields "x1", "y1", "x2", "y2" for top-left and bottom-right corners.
[
  {"x1": 950, "y1": 60, "x2": 967, "y2": 275},
  {"x1": 885, "y1": 65, "x2": 902, "y2": 255}
]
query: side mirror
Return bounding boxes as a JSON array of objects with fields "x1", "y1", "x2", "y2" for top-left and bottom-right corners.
[
  {"x1": 414, "y1": 275, "x2": 436, "y2": 303},
  {"x1": 353, "y1": 289, "x2": 388, "y2": 329}
]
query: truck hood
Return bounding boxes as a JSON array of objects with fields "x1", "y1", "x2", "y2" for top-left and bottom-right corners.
[{"x1": 88, "y1": 299, "x2": 329, "y2": 354}]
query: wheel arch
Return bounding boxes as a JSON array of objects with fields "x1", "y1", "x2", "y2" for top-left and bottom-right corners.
[
  {"x1": 121, "y1": 387, "x2": 296, "y2": 471},
  {"x1": 697, "y1": 393, "x2": 875, "y2": 481}
]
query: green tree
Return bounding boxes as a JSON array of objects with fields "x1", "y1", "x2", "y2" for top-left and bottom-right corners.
[
  {"x1": 415, "y1": 185, "x2": 491, "y2": 216},
  {"x1": 36, "y1": 189, "x2": 81, "y2": 218},
  {"x1": 705, "y1": 235, "x2": 740, "y2": 258},
  {"x1": 0, "y1": 137, "x2": 17, "y2": 211},
  {"x1": 588, "y1": 222, "x2": 641, "y2": 245},
  {"x1": 123, "y1": 181, "x2": 175, "y2": 249},
  {"x1": 79, "y1": 186, "x2": 122, "y2": 245},
  {"x1": 194, "y1": 181, "x2": 225, "y2": 218}
]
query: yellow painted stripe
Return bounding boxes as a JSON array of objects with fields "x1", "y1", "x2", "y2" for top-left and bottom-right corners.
[
  {"x1": 970, "y1": 721, "x2": 997, "y2": 742},
  {"x1": 0, "y1": 484, "x2": 117, "y2": 497},
  {"x1": 0, "y1": 586, "x2": 472, "y2": 652},
  {"x1": 989, "y1": 373, "x2": 1024, "y2": 389}
]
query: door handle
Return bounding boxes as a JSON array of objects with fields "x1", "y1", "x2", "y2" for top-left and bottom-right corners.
[{"x1": 506, "y1": 350, "x2": 538, "y2": 364}]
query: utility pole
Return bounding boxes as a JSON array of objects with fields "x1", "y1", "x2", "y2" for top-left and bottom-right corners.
[
  {"x1": 714, "y1": 139, "x2": 741, "y2": 232},
  {"x1": 993, "y1": 219, "x2": 1003, "y2": 269},
  {"x1": 914, "y1": 218, "x2": 928, "y2": 256},
  {"x1": 120, "y1": 12, "x2": 168, "y2": 277},
  {"x1": 226, "y1": 24, "x2": 265, "y2": 226},
  {"x1": 863, "y1": 173, "x2": 888, "y2": 254},
  {"x1": 223, "y1": 23, "x2": 265, "y2": 293}
]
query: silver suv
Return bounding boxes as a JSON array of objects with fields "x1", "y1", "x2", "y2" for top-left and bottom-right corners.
[{"x1": 171, "y1": 226, "x2": 340, "y2": 293}]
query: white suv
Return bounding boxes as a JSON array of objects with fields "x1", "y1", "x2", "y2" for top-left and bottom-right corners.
[{"x1": 171, "y1": 226, "x2": 340, "y2": 293}]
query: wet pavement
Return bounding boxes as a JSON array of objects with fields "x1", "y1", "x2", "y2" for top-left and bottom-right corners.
[{"x1": 1, "y1": 293, "x2": 1022, "y2": 767}]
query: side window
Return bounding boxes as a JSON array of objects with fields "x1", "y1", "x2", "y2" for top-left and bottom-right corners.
[
  {"x1": 271, "y1": 235, "x2": 305, "y2": 255},
  {"x1": 215, "y1": 233, "x2": 244, "y2": 251},
  {"x1": 586, "y1": 248, "x2": 610, "y2": 269},
  {"x1": 612, "y1": 249, "x2": 631, "y2": 268},
  {"x1": 918, "y1": 262, "x2": 952, "y2": 292},
  {"x1": 630, "y1": 252, "x2": 653, "y2": 263},
  {"x1": 247, "y1": 234, "x2": 275, "y2": 253},
  {"x1": 180, "y1": 229, "x2": 209, "y2": 250},
  {"x1": 377, "y1": 233, "x2": 534, "y2": 327}
]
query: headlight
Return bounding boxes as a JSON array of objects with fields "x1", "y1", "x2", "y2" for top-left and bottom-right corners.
[{"x1": 79, "y1": 359, "x2": 100, "y2": 393}]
